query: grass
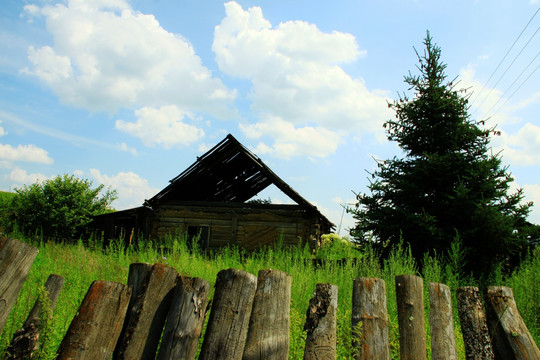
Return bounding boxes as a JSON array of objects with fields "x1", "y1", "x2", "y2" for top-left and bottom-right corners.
[{"x1": 0, "y1": 234, "x2": 538, "y2": 359}]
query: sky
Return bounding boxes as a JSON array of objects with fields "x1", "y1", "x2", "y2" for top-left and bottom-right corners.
[{"x1": 1, "y1": 0, "x2": 539, "y2": 236}]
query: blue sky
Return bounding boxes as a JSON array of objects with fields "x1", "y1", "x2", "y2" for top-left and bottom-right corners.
[{"x1": 1, "y1": 0, "x2": 539, "y2": 235}]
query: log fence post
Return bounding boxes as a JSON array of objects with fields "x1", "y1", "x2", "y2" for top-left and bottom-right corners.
[
  {"x1": 303, "y1": 283, "x2": 338, "y2": 360},
  {"x1": 429, "y1": 282, "x2": 457, "y2": 360},
  {"x1": 351, "y1": 277, "x2": 390, "y2": 360},
  {"x1": 114, "y1": 262, "x2": 179, "y2": 360},
  {"x1": 395, "y1": 274, "x2": 427, "y2": 360},
  {"x1": 0, "y1": 238, "x2": 39, "y2": 334},
  {"x1": 157, "y1": 276, "x2": 210, "y2": 360},
  {"x1": 243, "y1": 269, "x2": 292, "y2": 360},
  {"x1": 456, "y1": 286, "x2": 495, "y2": 360},
  {"x1": 199, "y1": 268, "x2": 257, "y2": 360},
  {"x1": 56, "y1": 280, "x2": 131, "y2": 360},
  {"x1": 485, "y1": 286, "x2": 540, "y2": 360},
  {"x1": 5, "y1": 274, "x2": 64, "y2": 359}
]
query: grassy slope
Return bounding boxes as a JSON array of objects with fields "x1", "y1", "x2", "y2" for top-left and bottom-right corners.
[{"x1": 0, "y1": 236, "x2": 538, "y2": 359}]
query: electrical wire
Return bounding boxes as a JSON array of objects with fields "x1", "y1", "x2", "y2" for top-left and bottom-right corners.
[{"x1": 473, "y1": 24, "x2": 540, "y2": 113}]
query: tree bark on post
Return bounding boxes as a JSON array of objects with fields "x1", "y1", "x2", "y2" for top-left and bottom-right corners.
[
  {"x1": 0, "y1": 238, "x2": 39, "y2": 334},
  {"x1": 395, "y1": 274, "x2": 426, "y2": 360},
  {"x1": 456, "y1": 286, "x2": 494, "y2": 360},
  {"x1": 5, "y1": 274, "x2": 65, "y2": 359},
  {"x1": 199, "y1": 268, "x2": 257, "y2": 360},
  {"x1": 157, "y1": 276, "x2": 210, "y2": 360},
  {"x1": 429, "y1": 282, "x2": 457, "y2": 360},
  {"x1": 351, "y1": 277, "x2": 390, "y2": 360},
  {"x1": 485, "y1": 286, "x2": 540, "y2": 360},
  {"x1": 56, "y1": 280, "x2": 131, "y2": 360},
  {"x1": 303, "y1": 283, "x2": 338, "y2": 360},
  {"x1": 114, "y1": 262, "x2": 179, "y2": 360},
  {"x1": 243, "y1": 269, "x2": 292, "y2": 360}
]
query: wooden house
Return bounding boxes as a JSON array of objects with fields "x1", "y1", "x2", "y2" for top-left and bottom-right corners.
[{"x1": 91, "y1": 134, "x2": 334, "y2": 250}]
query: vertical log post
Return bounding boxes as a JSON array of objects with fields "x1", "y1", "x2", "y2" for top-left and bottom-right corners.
[
  {"x1": 199, "y1": 268, "x2": 257, "y2": 360},
  {"x1": 114, "y1": 263, "x2": 179, "y2": 360},
  {"x1": 5, "y1": 274, "x2": 65, "y2": 359},
  {"x1": 429, "y1": 282, "x2": 457, "y2": 360},
  {"x1": 157, "y1": 276, "x2": 210, "y2": 360},
  {"x1": 243, "y1": 269, "x2": 292, "y2": 360},
  {"x1": 303, "y1": 283, "x2": 338, "y2": 360},
  {"x1": 485, "y1": 286, "x2": 540, "y2": 360},
  {"x1": 456, "y1": 286, "x2": 494, "y2": 360},
  {"x1": 56, "y1": 280, "x2": 131, "y2": 360},
  {"x1": 351, "y1": 277, "x2": 390, "y2": 360},
  {"x1": 0, "y1": 238, "x2": 39, "y2": 333},
  {"x1": 395, "y1": 274, "x2": 426, "y2": 360}
]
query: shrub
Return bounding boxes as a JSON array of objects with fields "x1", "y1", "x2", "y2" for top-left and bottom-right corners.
[{"x1": 5, "y1": 174, "x2": 117, "y2": 241}]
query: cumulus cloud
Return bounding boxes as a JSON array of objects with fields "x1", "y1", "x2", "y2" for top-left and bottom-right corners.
[
  {"x1": 9, "y1": 167, "x2": 51, "y2": 186},
  {"x1": 22, "y1": 0, "x2": 236, "y2": 118},
  {"x1": 116, "y1": 105, "x2": 204, "y2": 148},
  {"x1": 241, "y1": 116, "x2": 341, "y2": 159},
  {"x1": 523, "y1": 184, "x2": 540, "y2": 224},
  {"x1": 491, "y1": 123, "x2": 540, "y2": 166},
  {"x1": 214, "y1": 1, "x2": 391, "y2": 158},
  {"x1": 89, "y1": 169, "x2": 159, "y2": 209},
  {"x1": 0, "y1": 143, "x2": 53, "y2": 164}
]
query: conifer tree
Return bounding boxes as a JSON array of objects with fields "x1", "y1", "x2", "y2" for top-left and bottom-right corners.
[{"x1": 350, "y1": 33, "x2": 538, "y2": 274}]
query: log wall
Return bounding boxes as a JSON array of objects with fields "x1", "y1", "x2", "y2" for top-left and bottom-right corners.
[{"x1": 151, "y1": 203, "x2": 320, "y2": 250}]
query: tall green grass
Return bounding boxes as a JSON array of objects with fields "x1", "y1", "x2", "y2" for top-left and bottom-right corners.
[{"x1": 0, "y1": 234, "x2": 538, "y2": 359}]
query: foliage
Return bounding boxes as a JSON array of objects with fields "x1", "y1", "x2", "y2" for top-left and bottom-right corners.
[
  {"x1": 0, "y1": 234, "x2": 538, "y2": 358},
  {"x1": 3, "y1": 175, "x2": 117, "y2": 240},
  {"x1": 349, "y1": 33, "x2": 539, "y2": 275}
]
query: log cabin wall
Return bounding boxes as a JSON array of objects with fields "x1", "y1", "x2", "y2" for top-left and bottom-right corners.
[{"x1": 149, "y1": 202, "x2": 322, "y2": 250}]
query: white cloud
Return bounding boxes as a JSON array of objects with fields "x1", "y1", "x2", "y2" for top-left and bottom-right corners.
[
  {"x1": 119, "y1": 142, "x2": 137, "y2": 155},
  {"x1": 523, "y1": 184, "x2": 540, "y2": 224},
  {"x1": 214, "y1": 1, "x2": 391, "y2": 157},
  {"x1": 89, "y1": 169, "x2": 159, "y2": 210},
  {"x1": 116, "y1": 105, "x2": 204, "y2": 148},
  {"x1": 9, "y1": 167, "x2": 51, "y2": 186},
  {"x1": 22, "y1": 0, "x2": 236, "y2": 118},
  {"x1": 491, "y1": 123, "x2": 540, "y2": 166},
  {"x1": 0, "y1": 143, "x2": 53, "y2": 164},
  {"x1": 241, "y1": 116, "x2": 341, "y2": 159}
]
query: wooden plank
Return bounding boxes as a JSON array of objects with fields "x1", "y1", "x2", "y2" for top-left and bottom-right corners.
[
  {"x1": 485, "y1": 286, "x2": 540, "y2": 360},
  {"x1": 429, "y1": 282, "x2": 457, "y2": 360},
  {"x1": 304, "y1": 283, "x2": 338, "y2": 360},
  {"x1": 56, "y1": 281, "x2": 131, "y2": 360},
  {"x1": 114, "y1": 263, "x2": 179, "y2": 360},
  {"x1": 395, "y1": 275, "x2": 427, "y2": 360},
  {"x1": 199, "y1": 268, "x2": 257, "y2": 360},
  {"x1": 457, "y1": 286, "x2": 495, "y2": 360},
  {"x1": 352, "y1": 277, "x2": 390, "y2": 360},
  {"x1": 0, "y1": 238, "x2": 39, "y2": 334},
  {"x1": 5, "y1": 274, "x2": 64, "y2": 359},
  {"x1": 157, "y1": 276, "x2": 210, "y2": 360},
  {"x1": 243, "y1": 269, "x2": 292, "y2": 360}
]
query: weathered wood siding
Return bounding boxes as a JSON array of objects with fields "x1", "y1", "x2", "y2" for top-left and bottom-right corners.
[{"x1": 150, "y1": 203, "x2": 321, "y2": 249}]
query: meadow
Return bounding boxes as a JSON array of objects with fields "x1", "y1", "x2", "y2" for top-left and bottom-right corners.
[{"x1": 0, "y1": 233, "x2": 538, "y2": 359}]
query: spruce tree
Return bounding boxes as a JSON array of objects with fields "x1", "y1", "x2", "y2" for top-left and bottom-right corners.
[{"x1": 350, "y1": 33, "x2": 538, "y2": 275}]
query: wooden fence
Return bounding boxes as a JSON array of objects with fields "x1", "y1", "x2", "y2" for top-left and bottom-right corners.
[{"x1": 1, "y1": 237, "x2": 539, "y2": 359}]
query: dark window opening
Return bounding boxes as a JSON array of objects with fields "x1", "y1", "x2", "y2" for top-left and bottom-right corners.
[{"x1": 187, "y1": 225, "x2": 210, "y2": 250}]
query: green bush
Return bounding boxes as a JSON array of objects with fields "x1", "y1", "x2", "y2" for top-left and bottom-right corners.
[{"x1": 3, "y1": 174, "x2": 116, "y2": 240}]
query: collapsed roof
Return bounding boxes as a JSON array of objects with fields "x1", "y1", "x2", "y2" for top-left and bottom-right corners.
[{"x1": 146, "y1": 134, "x2": 334, "y2": 229}]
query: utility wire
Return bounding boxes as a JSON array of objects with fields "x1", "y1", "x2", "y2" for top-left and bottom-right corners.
[
  {"x1": 470, "y1": 7, "x2": 539, "y2": 111},
  {"x1": 473, "y1": 24, "x2": 540, "y2": 113},
  {"x1": 491, "y1": 61, "x2": 540, "y2": 116},
  {"x1": 485, "y1": 48, "x2": 540, "y2": 115}
]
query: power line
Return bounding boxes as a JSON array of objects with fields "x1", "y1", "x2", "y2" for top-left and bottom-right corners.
[
  {"x1": 491, "y1": 61, "x2": 540, "y2": 116},
  {"x1": 471, "y1": 7, "x2": 539, "y2": 106},
  {"x1": 473, "y1": 23, "x2": 540, "y2": 113}
]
